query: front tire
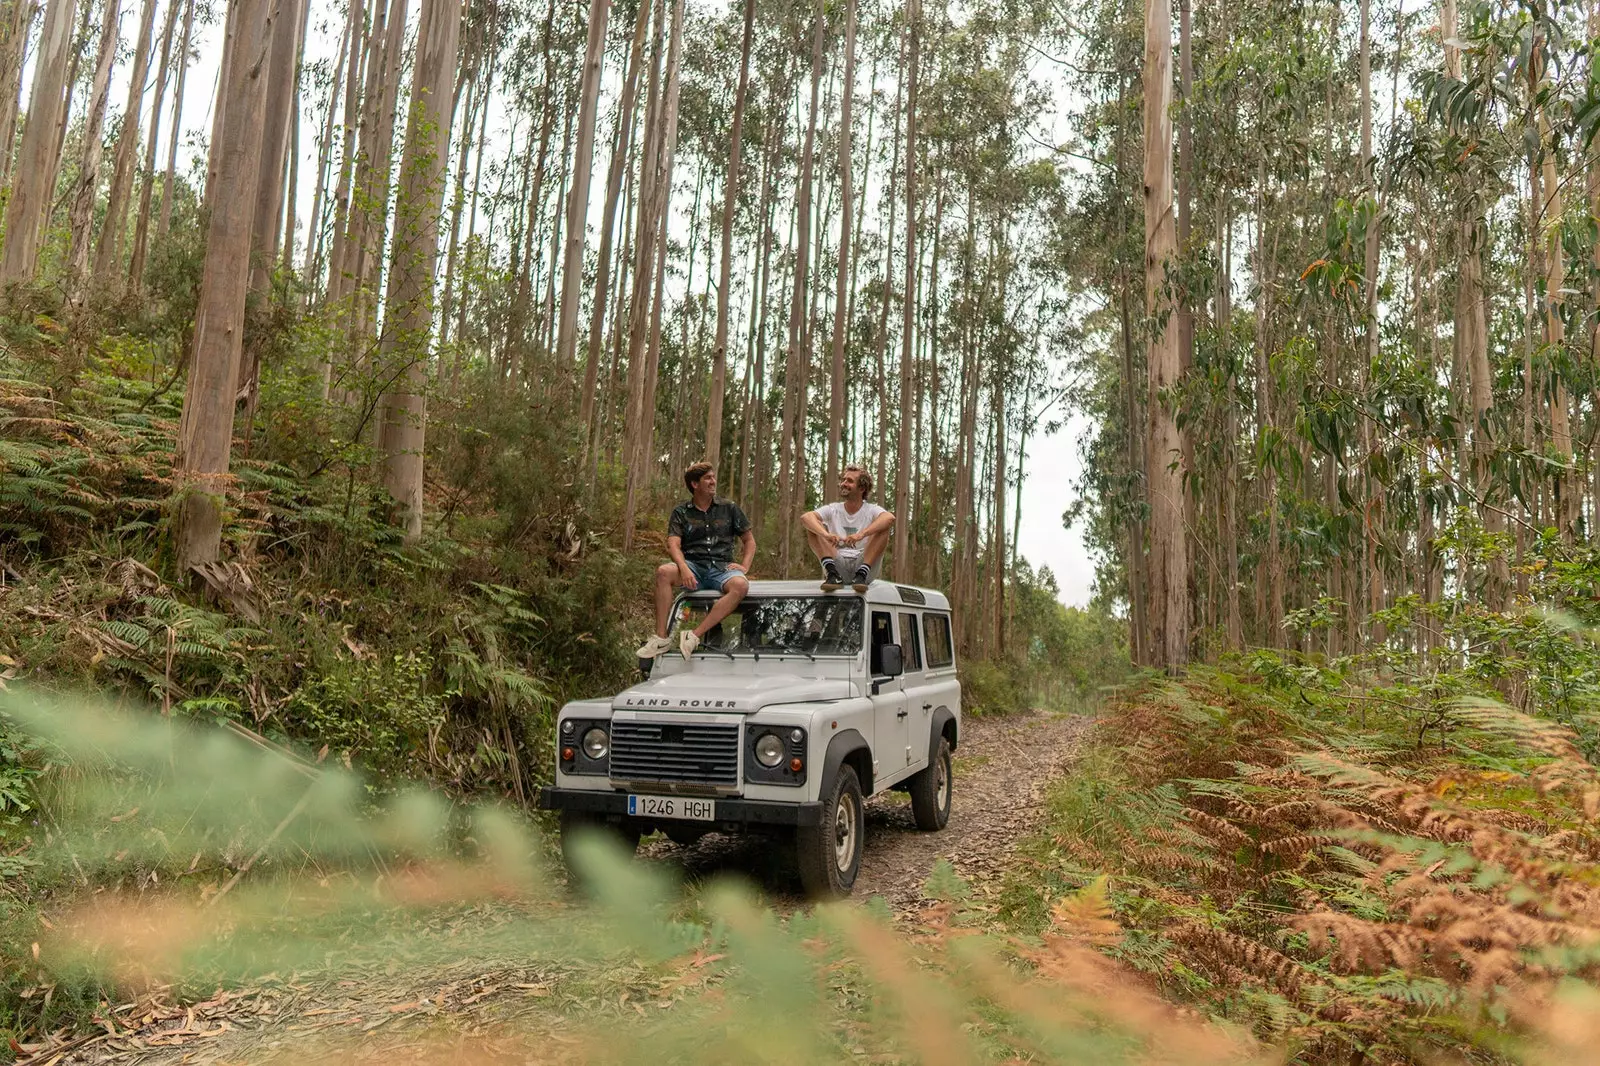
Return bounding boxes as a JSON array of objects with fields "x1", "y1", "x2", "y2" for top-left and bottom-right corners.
[
  {"x1": 908, "y1": 738, "x2": 953, "y2": 831},
  {"x1": 559, "y1": 810, "x2": 641, "y2": 891},
  {"x1": 797, "y1": 765, "x2": 864, "y2": 899}
]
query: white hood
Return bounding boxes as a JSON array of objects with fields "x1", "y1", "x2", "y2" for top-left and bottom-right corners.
[{"x1": 613, "y1": 671, "x2": 859, "y2": 713}]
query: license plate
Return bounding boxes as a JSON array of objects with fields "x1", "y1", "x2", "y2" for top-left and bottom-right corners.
[{"x1": 627, "y1": 794, "x2": 715, "y2": 821}]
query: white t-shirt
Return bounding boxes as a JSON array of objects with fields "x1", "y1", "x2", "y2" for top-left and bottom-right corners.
[{"x1": 814, "y1": 500, "x2": 886, "y2": 569}]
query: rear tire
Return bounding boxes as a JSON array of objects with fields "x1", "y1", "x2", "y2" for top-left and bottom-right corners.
[
  {"x1": 908, "y1": 738, "x2": 953, "y2": 831},
  {"x1": 559, "y1": 810, "x2": 641, "y2": 891},
  {"x1": 797, "y1": 765, "x2": 864, "y2": 899}
]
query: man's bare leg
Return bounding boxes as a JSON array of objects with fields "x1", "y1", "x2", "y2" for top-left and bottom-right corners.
[
  {"x1": 804, "y1": 529, "x2": 836, "y2": 567},
  {"x1": 693, "y1": 576, "x2": 749, "y2": 637},
  {"x1": 653, "y1": 562, "x2": 681, "y2": 637},
  {"x1": 859, "y1": 532, "x2": 889, "y2": 570}
]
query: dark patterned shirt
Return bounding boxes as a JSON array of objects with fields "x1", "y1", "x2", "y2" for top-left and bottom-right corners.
[{"x1": 668, "y1": 497, "x2": 752, "y2": 564}]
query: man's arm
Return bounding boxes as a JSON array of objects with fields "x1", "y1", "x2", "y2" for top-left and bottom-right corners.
[
  {"x1": 843, "y1": 510, "x2": 895, "y2": 548},
  {"x1": 667, "y1": 535, "x2": 697, "y2": 589},
  {"x1": 800, "y1": 508, "x2": 841, "y2": 545},
  {"x1": 729, "y1": 530, "x2": 757, "y2": 573}
]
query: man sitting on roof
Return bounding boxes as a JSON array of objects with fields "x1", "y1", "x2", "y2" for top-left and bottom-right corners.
[
  {"x1": 800, "y1": 464, "x2": 895, "y2": 594},
  {"x1": 636, "y1": 461, "x2": 756, "y2": 662}
]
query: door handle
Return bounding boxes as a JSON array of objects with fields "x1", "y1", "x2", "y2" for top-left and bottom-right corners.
[
  {"x1": 896, "y1": 710, "x2": 909, "y2": 719},
  {"x1": 922, "y1": 703, "x2": 933, "y2": 710}
]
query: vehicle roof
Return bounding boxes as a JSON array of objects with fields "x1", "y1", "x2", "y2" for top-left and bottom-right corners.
[{"x1": 681, "y1": 579, "x2": 952, "y2": 612}]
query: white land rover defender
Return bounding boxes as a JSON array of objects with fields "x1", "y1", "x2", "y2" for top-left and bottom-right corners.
[{"x1": 539, "y1": 580, "x2": 961, "y2": 898}]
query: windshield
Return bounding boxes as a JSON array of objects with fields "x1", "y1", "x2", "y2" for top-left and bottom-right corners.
[{"x1": 671, "y1": 597, "x2": 864, "y2": 657}]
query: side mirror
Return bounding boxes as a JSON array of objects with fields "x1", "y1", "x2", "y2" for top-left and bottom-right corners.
[{"x1": 880, "y1": 643, "x2": 904, "y2": 678}]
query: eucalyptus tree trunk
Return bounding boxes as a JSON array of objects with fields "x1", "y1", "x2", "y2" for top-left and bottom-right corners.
[
  {"x1": 1145, "y1": 0, "x2": 1187, "y2": 670},
  {"x1": 0, "y1": 0, "x2": 76, "y2": 287},
  {"x1": 778, "y1": 0, "x2": 826, "y2": 575},
  {"x1": 826, "y1": 0, "x2": 857, "y2": 496},
  {"x1": 279, "y1": 0, "x2": 311, "y2": 276},
  {"x1": 0, "y1": 0, "x2": 34, "y2": 192},
  {"x1": 249, "y1": 0, "x2": 301, "y2": 297},
  {"x1": 321, "y1": 0, "x2": 367, "y2": 310},
  {"x1": 1534, "y1": 41, "x2": 1574, "y2": 542},
  {"x1": 893, "y1": 0, "x2": 920, "y2": 580},
  {"x1": 92, "y1": 0, "x2": 158, "y2": 285},
  {"x1": 65, "y1": 0, "x2": 121, "y2": 292},
  {"x1": 375, "y1": 0, "x2": 463, "y2": 542},
  {"x1": 554, "y1": 0, "x2": 611, "y2": 374},
  {"x1": 581, "y1": 0, "x2": 651, "y2": 465},
  {"x1": 128, "y1": 0, "x2": 182, "y2": 290},
  {"x1": 303, "y1": 6, "x2": 352, "y2": 295},
  {"x1": 237, "y1": 0, "x2": 302, "y2": 428},
  {"x1": 156, "y1": 0, "x2": 194, "y2": 243},
  {"x1": 173, "y1": 0, "x2": 271, "y2": 572},
  {"x1": 620, "y1": 0, "x2": 685, "y2": 553},
  {"x1": 704, "y1": 0, "x2": 755, "y2": 473}
]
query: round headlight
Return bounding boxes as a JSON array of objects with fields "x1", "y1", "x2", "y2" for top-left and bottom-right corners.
[
  {"x1": 755, "y1": 732, "x2": 785, "y2": 768},
  {"x1": 582, "y1": 726, "x2": 609, "y2": 760}
]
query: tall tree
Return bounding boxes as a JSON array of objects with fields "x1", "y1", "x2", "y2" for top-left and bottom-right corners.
[
  {"x1": 1144, "y1": 0, "x2": 1187, "y2": 669},
  {"x1": 172, "y1": 0, "x2": 273, "y2": 571},
  {"x1": 554, "y1": 0, "x2": 612, "y2": 372},
  {"x1": 375, "y1": 0, "x2": 464, "y2": 541},
  {"x1": 0, "y1": 0, "x2": 77, "y2": 287},
  {"x1": 704, "y1": 0, "x2": 755, "y2": 473},
  {"x1": 893, "y1": 0, "x2": 920, "y2": 579},
  {"x1": 826, "y1": 0, "x2": 857, "y2": 494},
  {"x1": 65, "y1": 0, "x2": 122, "y2": 292},
  {"x1": 91, "y1": 0, "x2": 159, "y2": 285}
]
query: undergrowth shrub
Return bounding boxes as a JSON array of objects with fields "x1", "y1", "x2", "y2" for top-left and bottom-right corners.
[{"x1": 1006, "y1": 660, "x2": 1600, "y2": 1063}]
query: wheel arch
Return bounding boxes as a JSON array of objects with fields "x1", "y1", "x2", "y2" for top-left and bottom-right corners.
[{"x1": 820, "y1": 728, "x2": 874, "y2": 797}]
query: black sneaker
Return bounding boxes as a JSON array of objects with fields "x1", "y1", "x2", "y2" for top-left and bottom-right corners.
[
  {"x1": 851, "y1": 566, "x2": 871, "y2": 594},
  {"x1": 821, "y1": 560, "x2": 843, "y2": 592}
]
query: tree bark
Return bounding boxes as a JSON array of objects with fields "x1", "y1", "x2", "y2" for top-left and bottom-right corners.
[
  {"x1": 779, "y1": 0, "x2": 825, "y2": 575},
  {"x1": 826, "y1": 0, "x2": 856, "y2": 496},
  {"x1": 91, "y1": 0, "x2": 158, "y2": 286},
  {"x1": 128, "y1": 0, "x2": 182, "y2": 290},
  {"x1": 376, "y1": 0, "x2": 463, "y2": 542},
  {"x1": 704, "y1": 0, "x2": 755, "y2": 473},
  {"x1": 0, "y1": 0, "x2": 75, "y2": 287},
  {"x1": 1145, "y1": 0, "x2": 1187, "y2": 670},
  {"x1": 156, "y1": 0, "x2": 194, "y2": 244},
  {"x1": 0, "y1": 0, "x2": 35, "y2": 193},
  {"x1": 173, "y1": 0, "x2": 272, "y2": 571},
  {"x1": 65, "y1": 0, "x2": 121, "y2": 293},
  {"x1": 893, "y1": 0, "x2": 920, "y2": 580},
  {"x1": 554, "y1": 0, "x2": 611, "y2": 375},
  {"x1": 581, "y1": 0, "x2": 650, "y2": 464}
]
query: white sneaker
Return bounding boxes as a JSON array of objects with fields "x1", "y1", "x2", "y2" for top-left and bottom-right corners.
[
  {"x1": 636, "y1": 634, "x2": 672, "y2": 659},
  {"x1": 679, "y1": 630, "x2": 701, "y2": 661}
]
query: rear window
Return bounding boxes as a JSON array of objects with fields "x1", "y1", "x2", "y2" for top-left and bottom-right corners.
[{"x1": 923, "y1": 613, "x2": 954, "y2": 668}]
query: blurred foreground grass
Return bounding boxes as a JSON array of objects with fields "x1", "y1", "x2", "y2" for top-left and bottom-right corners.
[
  {"x1": 0, "y1": 685, "x2": 1271, "y2": 1063},
  {"x1": 4, "y1": 687, "x2": 1600, "y2": 1065}
]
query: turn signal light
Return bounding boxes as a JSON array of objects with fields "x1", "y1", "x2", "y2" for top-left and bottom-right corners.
[
  {"x1": 561, "y1": 747, "x2": 575, "y2": 761},
  {"x1": 789, "y1": 757, "x2": 803, "y2": 773}
]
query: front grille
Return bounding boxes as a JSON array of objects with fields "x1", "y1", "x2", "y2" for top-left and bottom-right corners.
[{"x1": 609, "y1": 721, "x2": 740, "y2": 788}]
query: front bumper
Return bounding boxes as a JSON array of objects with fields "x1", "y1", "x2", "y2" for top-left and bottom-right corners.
[{"x1": 540, "y1": 787, "x2": 824, "y2": 828}]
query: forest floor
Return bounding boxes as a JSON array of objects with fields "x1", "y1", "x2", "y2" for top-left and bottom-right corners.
[{"x1": 23, "y1": 709, "x2": 1093, "y2": 1066}]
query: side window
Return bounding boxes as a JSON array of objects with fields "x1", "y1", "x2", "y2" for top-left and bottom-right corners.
[
  {"x1": 923, "y1": 613, "x2": 954, "y2": 669},
  {"x1": 897, "y1": 612, "x2": 923, "y2": 672},
  {"x1": 870, "y1": 611, "x2": 894, "y2": 675}
]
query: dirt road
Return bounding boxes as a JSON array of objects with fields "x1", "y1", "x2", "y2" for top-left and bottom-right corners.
[{"x1": 641, "y1": 708, "x2": 1092, "y2": 913}]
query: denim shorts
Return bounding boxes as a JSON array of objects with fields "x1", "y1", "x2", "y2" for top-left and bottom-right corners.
[{"x1": 687, "y1": 560, "x2": 741, "y2": 592}]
